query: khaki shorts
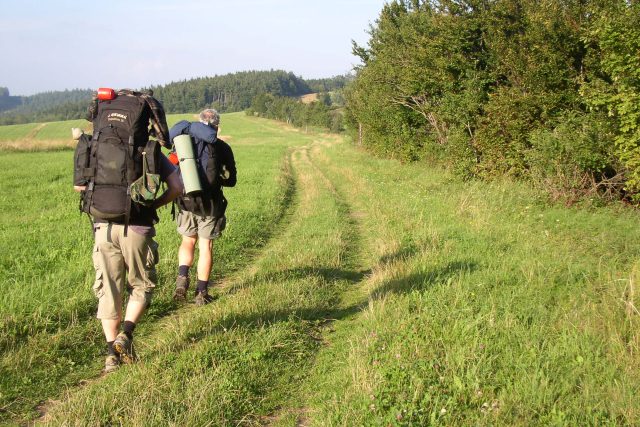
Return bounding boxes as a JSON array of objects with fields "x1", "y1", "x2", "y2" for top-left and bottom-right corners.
[
  {"x1": 92, "y1": 223, "x2": 159, "y2": 320},
  {"x1": 176, "y1": 210, "x2": 226, "y2": 240}
]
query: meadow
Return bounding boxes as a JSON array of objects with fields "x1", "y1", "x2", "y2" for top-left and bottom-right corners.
[{"x1": 0, "y1": 113, "x2": 639, "y2": 425}]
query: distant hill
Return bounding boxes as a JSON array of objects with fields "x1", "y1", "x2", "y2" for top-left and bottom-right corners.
[
  {"x1": 149, "y1": 70, "x2": 310, "y2": 114},
  {"x1": 0, "y1": 71, "x2": 351, "y2": 125},
  {"x1": 0, "y1": 88, "x2": 94, "y2": 125},
  {"x1": 0, "y1": 87, "x2": 21, "y2": 112}
]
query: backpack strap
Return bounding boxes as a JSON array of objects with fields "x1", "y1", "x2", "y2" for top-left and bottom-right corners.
[
  {"x1": 197, "y1": 195, "x2": 206, "y2": 217},
  {"x1": 141, "y1": 95, "x2": 170, "y2": 148},
  {"x1": 81, "y1": 134, "x2": 93, "y2": 179},
  {"x1": 206, "y1": 140, "x2": 216, "y2": 215},
  {"x1": 123, "y1": 134, "x2": 135, "y2": 237},
  {"x1": 82, "y1": 135, "x2": 99, "y2": 215},
  {"x1": 143, "y1": 139, "x2": 159, "y2": 174}
]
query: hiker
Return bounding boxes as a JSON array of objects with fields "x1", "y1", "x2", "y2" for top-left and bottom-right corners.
[
  {"x1": 169, "y1": 108, "x2": 236, "y2": 305},
  {"x1": 73, "y1": 89, "x2": 182, "y2": 373}
]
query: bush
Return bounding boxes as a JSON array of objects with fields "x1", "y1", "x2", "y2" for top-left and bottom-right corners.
[
  {"x1": 345, "y1": 0, "x2": 640, "y2": 203},
  {"x1": 526, "y1": 112, "x2": 619, "y2": 201}
]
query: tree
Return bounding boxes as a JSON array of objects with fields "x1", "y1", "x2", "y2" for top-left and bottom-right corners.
[{"x1": 345, "y1": 0, "x2": 629, "y2": 198}]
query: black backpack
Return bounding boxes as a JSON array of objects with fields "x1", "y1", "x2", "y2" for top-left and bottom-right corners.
[
  {"x1": 170, "y1": 121, "x2": 227, "y2": 218},
  {"x1": 74, "y1": 91, "x2": 164, "y2": 228}
]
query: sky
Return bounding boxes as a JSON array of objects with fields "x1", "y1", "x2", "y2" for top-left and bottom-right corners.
[{"x1": 0, "y1": 0, "x2": 387, "y2": 96}]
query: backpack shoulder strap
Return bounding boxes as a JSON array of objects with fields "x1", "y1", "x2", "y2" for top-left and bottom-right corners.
[
  {"x1": 142, "y1": 139, "x2": 160, "y2": 174},
  {"x1": 141, "y1": 94, "x2": 170, "y2": 148}
]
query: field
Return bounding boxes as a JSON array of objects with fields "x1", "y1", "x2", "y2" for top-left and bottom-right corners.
[
  {"x1": 0, "y1": 115, "x2": 201, "y2": 151},
  {"x1": 299, "y1": 93, "x2": 319, "y2": 104},
  {"x1": 1, "y1": 113, "x2": 639, "y2": 425}
]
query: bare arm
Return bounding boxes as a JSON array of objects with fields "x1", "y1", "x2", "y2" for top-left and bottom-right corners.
[
  {"x1": 153, "y1": 170, "x2": 183, "y2": 209},
  {"x1": 74, "y1": 185, "x2": 86, "y2": 192}
]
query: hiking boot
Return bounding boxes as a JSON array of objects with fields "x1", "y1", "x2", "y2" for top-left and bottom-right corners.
[
  {"x1": 113, "y1": 332, "x2": 138, "y2": 364},
  {"x1": 104, "y1": 354, "x2": 120, "y2": 374},
  {"x1": 194, "y1": 290, "x2": 214, "y2": 306},
  {"x1": 173, "y1": 275, "x2": 190, "y2": 301}
]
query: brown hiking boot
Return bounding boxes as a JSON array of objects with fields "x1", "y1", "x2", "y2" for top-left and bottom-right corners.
[
  {"x1": 194, "y1": 290, "x2": 214, "y2": 306},
  {"x1": 104, "y1": 355, "x2": 120, "y2": 373},
  {"x1": 113, "y1": 332, "x2": 138, "y2": 364},
  {"x1": 173, "y1": 275, "x2": 189, "y2": 301}
]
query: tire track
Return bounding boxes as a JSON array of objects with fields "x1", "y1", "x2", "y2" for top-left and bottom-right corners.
[
  {"x1": 25, "y1": 123, "x2": 47, "y2": 139},
  {"x1": 263, "y1": 137, "x2": 374, "y2": 425},
  {"x1": 42, "y1": 132, "x2": 367, "y2": 425}
]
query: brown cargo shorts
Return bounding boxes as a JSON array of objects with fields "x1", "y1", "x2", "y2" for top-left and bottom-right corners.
[
  {"x1": 176, "y1": 210, "x2": 226, "y2": 240},
  {"x1": 92, "y1": 223, "x2": 159, "y2": 320}
]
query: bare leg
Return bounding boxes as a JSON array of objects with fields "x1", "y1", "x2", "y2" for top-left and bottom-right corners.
[
  {"x1": 178, "y1": 235, "x2": 197, "y2": 268},
  {"x1": 197, "y1": 238, "x2": 213, "y2": 281},
  {"x1": 124, "y1": 300, "x2": 146, "y2": 324},
  {"x1": 102, "y1": 319, "x2": 120, "y2": 342}
]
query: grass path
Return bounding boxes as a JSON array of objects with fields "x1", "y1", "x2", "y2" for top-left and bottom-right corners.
[
  {"x1": 25, "y1": 123, "x2": 47, "y2": 139},
  {"x1": 2, "y1": 115, "x2": 640, "y2": 425},
  {"x1": 297, "y1": 135, "x2": 640, "y2": 425},
  {"x1": 0, "y1": 114, "x2": 306, "y2": 424},
  {"x1": 40, "y1": 131, "x2": 366, "y2": 425}
]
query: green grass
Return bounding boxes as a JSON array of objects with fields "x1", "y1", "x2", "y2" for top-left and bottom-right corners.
[
  {"x1": 0, "y1": 113, "x2": 242, "y2": 151},
  {"x1": 1, "y1": 114, "x2": 639, "y2": 425},
  {"x1": 0, "y1": 122, "x2": 42, "y2": 140},
  {"x1": 297, "y1": 140, "x2": 640, "y2": 425},
  {"x1": 0, "y1": 113, "x2": 310, "y2": 422},
  {"x1": 34, "y1": 119, "x2": 89, "y2": 140}
]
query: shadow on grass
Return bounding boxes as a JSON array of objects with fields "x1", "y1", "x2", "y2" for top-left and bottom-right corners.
[
  {"x1": 180, "y1": 258, "x2": 480, "y2": 348},
  {"x1": 224, "y1": 266, "x2": 372, "y2": 297},
  {"x1": 372, "y1": 260, "x2": 479, "y2": 297},
  {"x1": 378, "y1": 243, "x2": 421, "y2": 265},
  {"x1": 1, "y1": 155, "x2": 299, "y2": 424}
]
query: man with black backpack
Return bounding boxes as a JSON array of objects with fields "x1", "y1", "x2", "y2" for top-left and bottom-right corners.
[
  {"x1": 169, "y1": 108, "x2": 236, "y2": 305},
  {"x1": 74, "y1": 88, "x2": 183, "y2": 373}
]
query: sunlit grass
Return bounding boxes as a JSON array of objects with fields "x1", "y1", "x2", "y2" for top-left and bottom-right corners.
[
  {"x1": 1, "y1": 115, "x2": 639, "y2": 425},
  {"x1": 0, "y1": 113, "x2": 307, "y2": 423}
]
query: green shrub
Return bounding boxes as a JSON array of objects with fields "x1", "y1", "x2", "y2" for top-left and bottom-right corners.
[
  {"x1": 583, "y1": 2, "x2": 640, "y2": 199},
  {"x1": 526, "y1": 112, "x2": 618, "y2": 201}
]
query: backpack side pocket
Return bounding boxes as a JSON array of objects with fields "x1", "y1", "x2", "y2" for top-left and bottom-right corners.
[{"x1": 73, "y1": 132, "x2": 92, "y2": 186}]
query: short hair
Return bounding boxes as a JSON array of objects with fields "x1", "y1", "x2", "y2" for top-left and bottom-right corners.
[{"x1": 199, "y1": 108, "x2": 220, "y2": 127}]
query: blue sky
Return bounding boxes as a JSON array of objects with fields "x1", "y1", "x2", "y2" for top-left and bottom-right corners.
[{"x1": 0, "y1": 0, "x2": 387, "y2": 95}]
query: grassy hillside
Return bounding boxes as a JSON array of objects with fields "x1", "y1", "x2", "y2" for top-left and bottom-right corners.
[
  {"x1": 0, "y1": 114, "x2": 639, "y2": 425},
  {"x1": 0, "y1": 122, "x2": 42, "y2": 140},
  {"x1": 0, "y1": 114, "x2": 202, "y2": 151}
]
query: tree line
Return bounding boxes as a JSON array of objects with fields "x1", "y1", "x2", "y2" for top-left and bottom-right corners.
[
  {"x1": 0, "y1": 88, "x2": 93, "y2": 124},
  {"x1": 246, "y1": 92, "x2": 344, "y2": 133},
  {"x1": 0, "y1": 71, "x2": 350, "y2": 126},
  {"x1": 305, "y1": 75, "x2": 353, "y2": 94},
  {"x1": 345, "y1": 0, "x2": 640, "y2": 201},
  {"x1": 148, "y1": 70, "x2": 311, "y2": 113}
]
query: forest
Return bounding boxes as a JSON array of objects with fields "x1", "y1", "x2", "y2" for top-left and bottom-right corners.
[
  {"x1": 345, "y1": 0, "x2": 640, "y2": 201},
  {"x1": 0, "y1": 71, "x2": 349, "y2": 126},
  {"x1": 148, "y1": 70, "x2": 310, "y2": 113},
  {"x1": 0, "y1": 88, "x2": 92, "y2": 124}
]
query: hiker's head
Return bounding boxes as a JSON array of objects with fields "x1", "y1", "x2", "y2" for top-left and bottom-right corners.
[{"x1": 199, "y1": 109, "x2": 220, "y2": 129}]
